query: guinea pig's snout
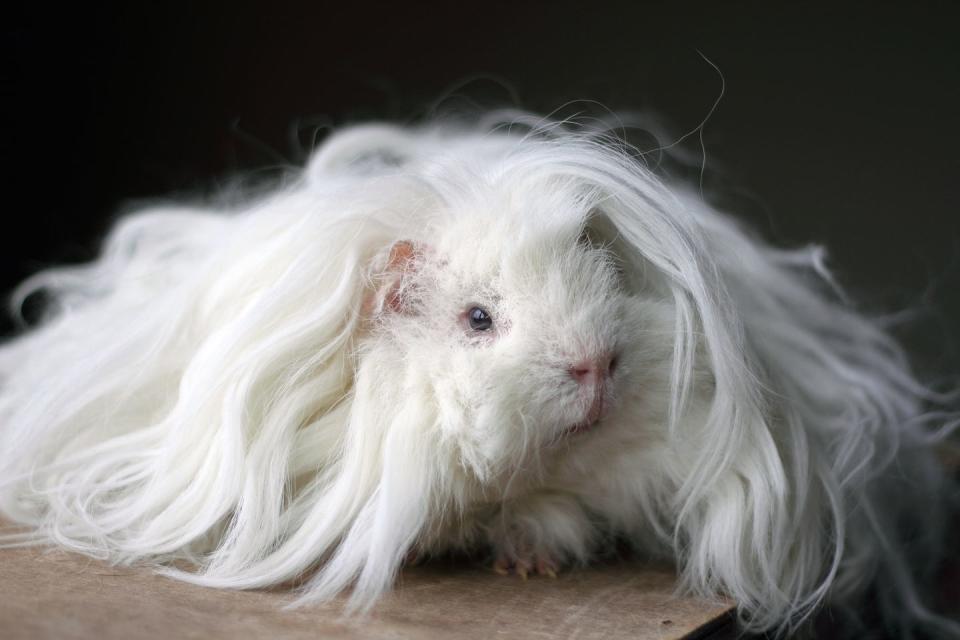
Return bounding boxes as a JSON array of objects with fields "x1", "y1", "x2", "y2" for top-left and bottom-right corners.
[
  {"x1": 567, "y1": 352, "x2": 617, "y2": 385},
  {"x1": 567, "y1": 351, "x2": 618, "y2": 426}
]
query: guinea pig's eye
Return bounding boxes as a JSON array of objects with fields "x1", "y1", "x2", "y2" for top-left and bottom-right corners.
[{"x1": 467, "y1": 306, "x2": 493, "y2": 331}]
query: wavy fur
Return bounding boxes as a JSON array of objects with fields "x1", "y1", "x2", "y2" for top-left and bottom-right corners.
[{"x1": 0, "y1": 114, "x2": 956, "y2": 637}]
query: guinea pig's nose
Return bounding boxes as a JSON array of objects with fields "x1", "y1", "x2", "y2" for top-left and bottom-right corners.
[{"x1": 568, "y1": 353, "x2": 617, "y2": 384}]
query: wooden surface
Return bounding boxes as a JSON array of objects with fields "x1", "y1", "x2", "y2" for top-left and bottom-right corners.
[{"x1": 0, "y1": 546, "x2": 734, "y2": 640}]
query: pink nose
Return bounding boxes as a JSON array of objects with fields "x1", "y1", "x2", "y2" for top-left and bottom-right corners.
[{"x1": 568, "y1": 353, "x2": 617, "y2": 384}]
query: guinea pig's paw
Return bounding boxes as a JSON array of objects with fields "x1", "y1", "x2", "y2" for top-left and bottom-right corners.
[
  {"x1": 403, "y1": 547, "x2": 425, "y2": 566},
  {"x1": 491, "y1": 548, "x2": 558, "y2": 579}
]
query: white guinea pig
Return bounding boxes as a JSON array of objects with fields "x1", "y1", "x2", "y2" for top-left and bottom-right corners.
[{"x1": 0, "y1": 115, "x2": 956, "y2": 638}]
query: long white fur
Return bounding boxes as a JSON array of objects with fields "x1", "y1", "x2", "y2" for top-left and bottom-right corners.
[{"x1": 0, "y1": 115, "x2": 956, "y2": 637}]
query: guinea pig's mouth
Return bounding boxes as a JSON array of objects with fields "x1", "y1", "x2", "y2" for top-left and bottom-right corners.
[
  {"x1": 563, "y1": 385, "x2": 610, "y2": 436},
  {"x1": 563, "y1": 394, "x2": 608, "y2": 437},
  {"x1": 564, "y1": 418, "x2": 600, "y2": 437}
]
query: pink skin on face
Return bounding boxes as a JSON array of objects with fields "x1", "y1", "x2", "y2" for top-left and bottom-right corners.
[{"x1": 566, "y1": 352, "x2": 617, "y2": 435}]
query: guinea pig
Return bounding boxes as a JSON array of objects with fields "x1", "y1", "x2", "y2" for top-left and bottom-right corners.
[{"x1": 0, "y1": 114, "x2": 956, "y2": 638}]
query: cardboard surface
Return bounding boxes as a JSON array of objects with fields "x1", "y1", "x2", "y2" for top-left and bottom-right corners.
[{"x1": 0, "y1": 546, "x2": 734, "y2": 639}]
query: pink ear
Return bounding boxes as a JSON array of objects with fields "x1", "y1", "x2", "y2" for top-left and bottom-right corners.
[
  {"x1": 386, "y1": 240, "x2": 417, "y2": 273},
  {"x1": 371, "y1": 240, "x2": 423, "y2": 315}
]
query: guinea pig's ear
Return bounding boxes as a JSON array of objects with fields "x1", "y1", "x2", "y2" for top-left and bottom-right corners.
[{"x1": 367, "y1": 240, "x2": 425, "y2": 316}]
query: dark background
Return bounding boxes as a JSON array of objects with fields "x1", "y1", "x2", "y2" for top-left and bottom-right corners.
[{"x1": 4, "y1": 2, "x2": 959, "y2": 377}]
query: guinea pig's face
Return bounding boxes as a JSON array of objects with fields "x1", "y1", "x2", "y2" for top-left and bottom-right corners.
[{"x1": 375, "y1": 214, "x2": 674, "y2": 481}]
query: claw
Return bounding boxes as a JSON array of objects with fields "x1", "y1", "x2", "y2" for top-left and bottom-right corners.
[
  {"x1": 535, "y1": 557, "x2": 557, "y2": 578},
  {"x1": 537, "y1": 558, "x2": 557, "y2": 578},
  {"x1": 491, "y1": 551, "x2": 559, "y2": 579}
]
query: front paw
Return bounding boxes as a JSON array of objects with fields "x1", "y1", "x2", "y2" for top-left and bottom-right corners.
[
  {"x1": 483, "y1": 491, "x2": 593, "y2": 579},
  {"x1": 492, "y1": 548, "x2": 558, "y2": 579}
]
